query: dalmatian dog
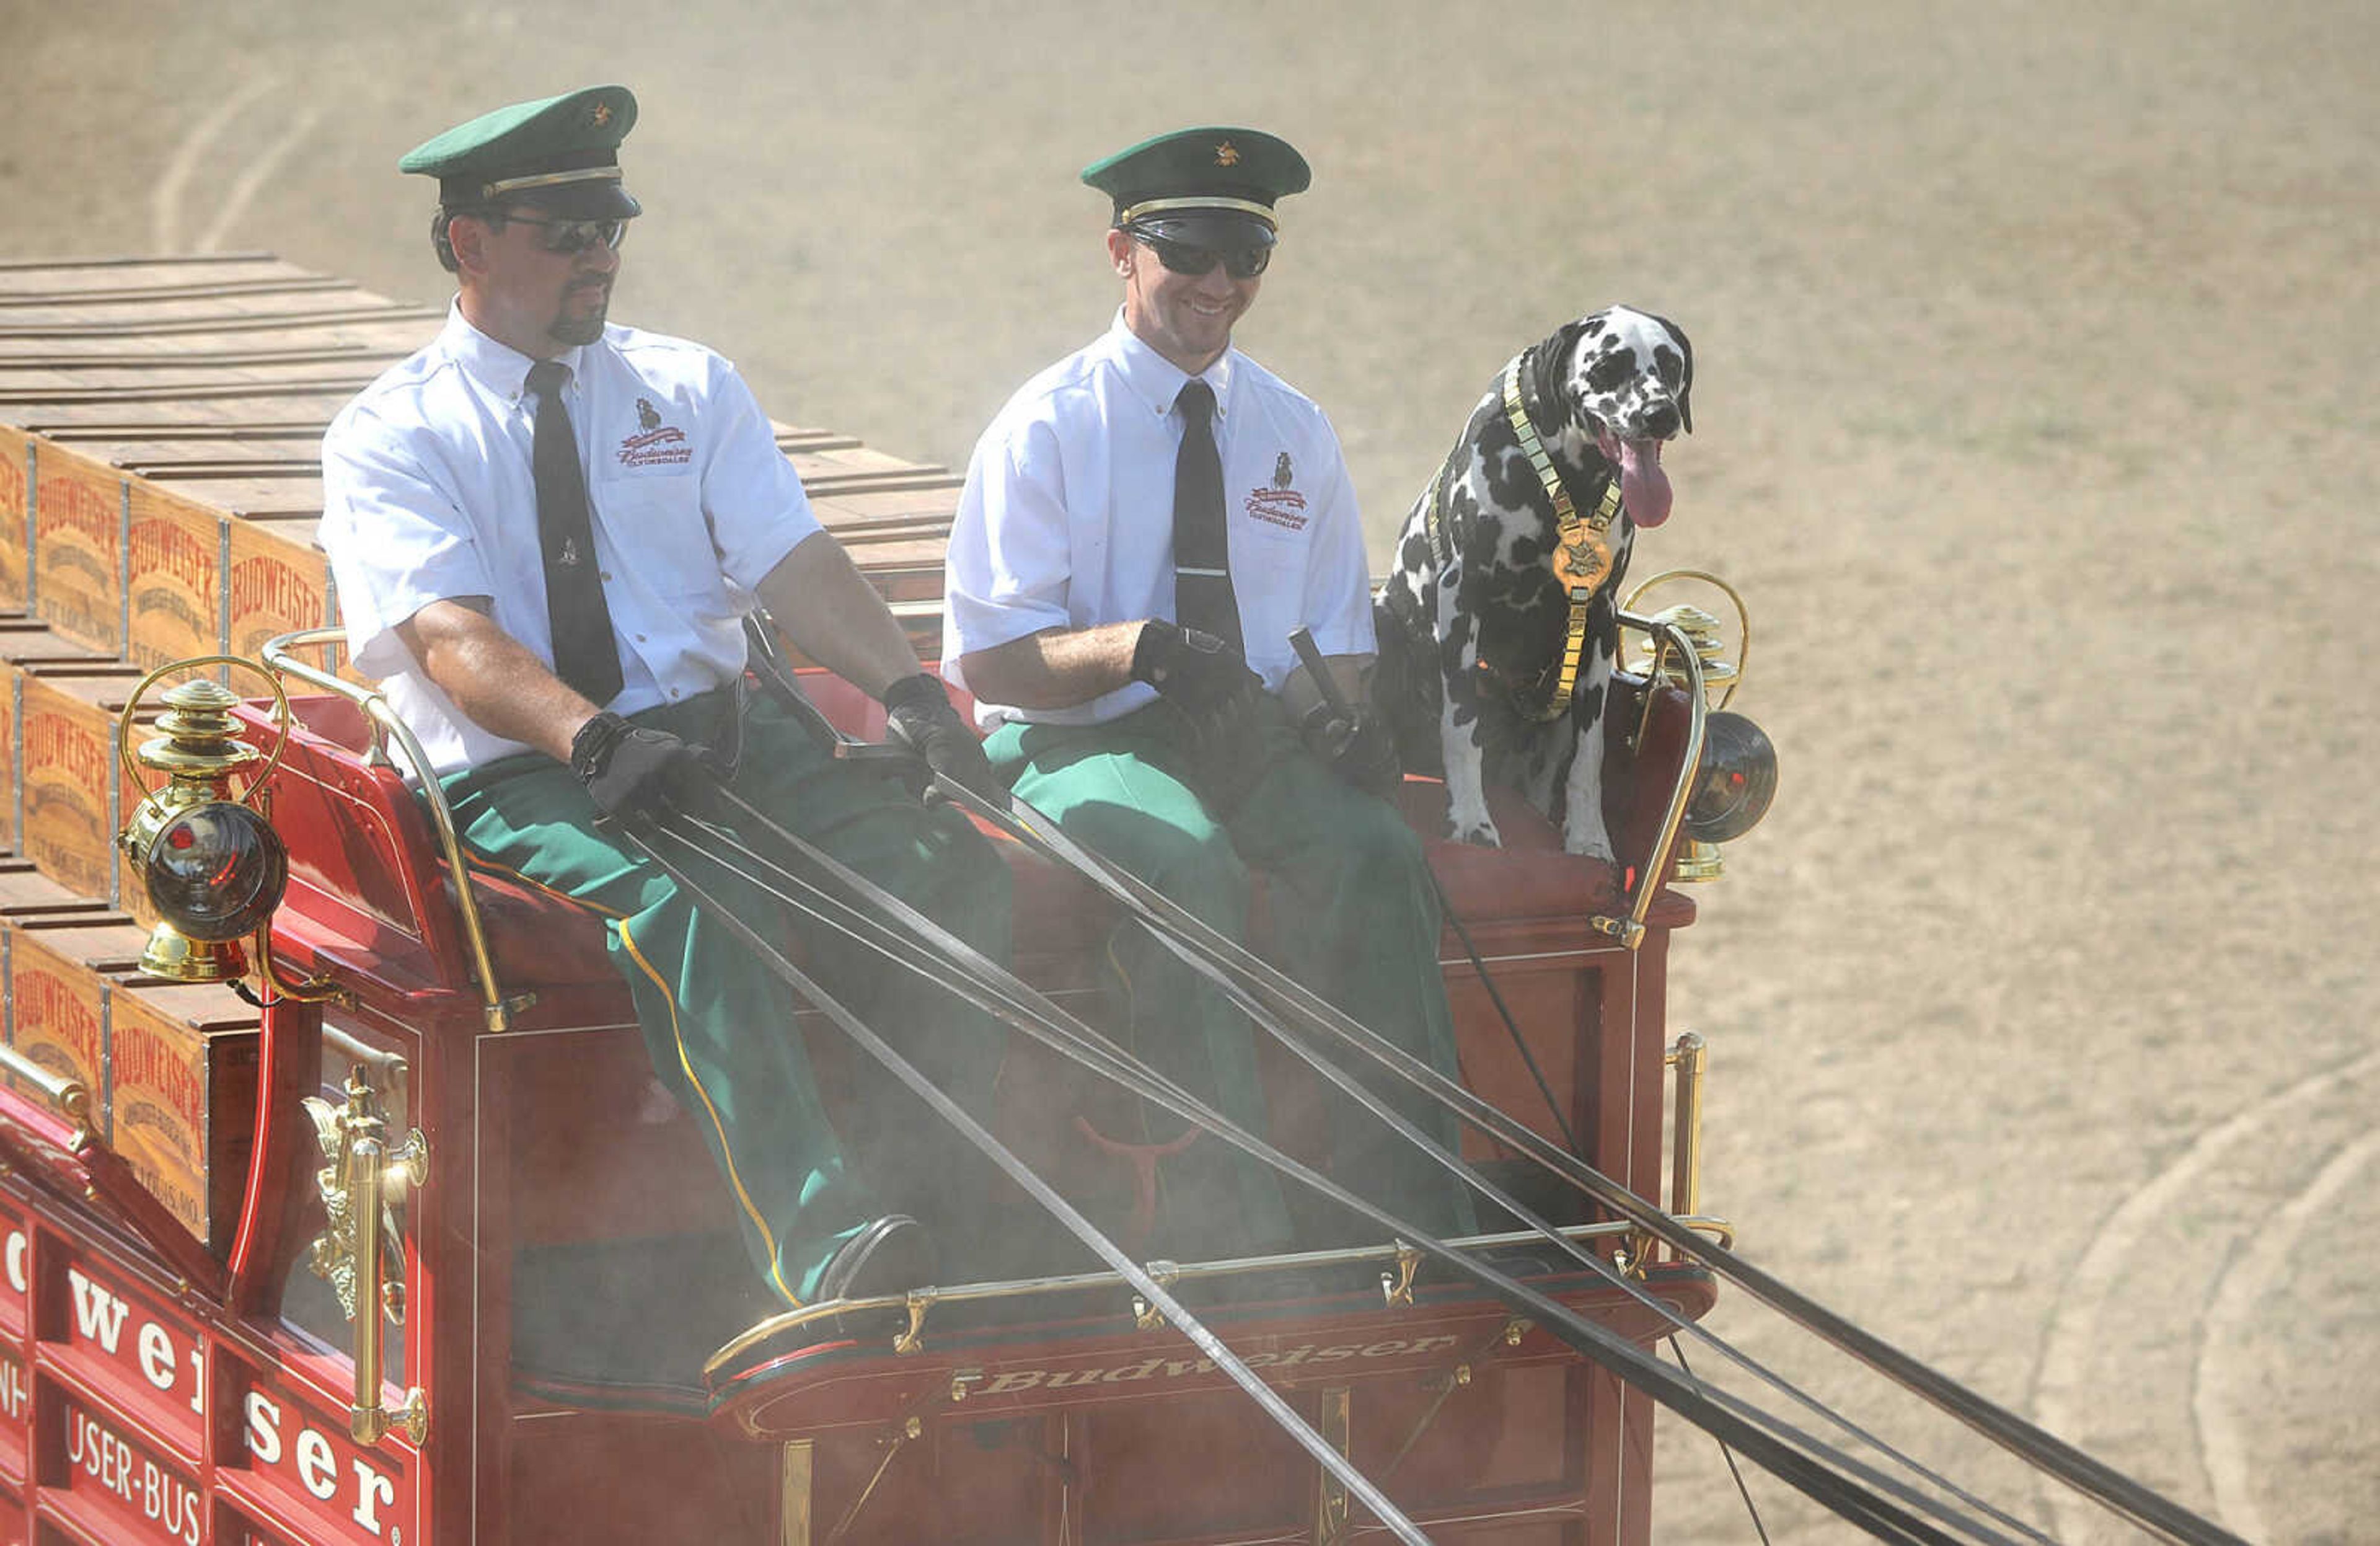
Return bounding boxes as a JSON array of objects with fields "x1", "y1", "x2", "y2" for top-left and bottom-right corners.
[{"x1": 1373, "y1": 306, "x2": 1692, "y2": 859}]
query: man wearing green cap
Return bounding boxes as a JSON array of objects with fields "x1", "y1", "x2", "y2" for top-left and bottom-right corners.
[
  {"x1": 942, "y1": 128, "x2": 1477, "y2": 1257},
  {"x1": 322, "y1": 86, "x2": 1011, "y2": 1309}
]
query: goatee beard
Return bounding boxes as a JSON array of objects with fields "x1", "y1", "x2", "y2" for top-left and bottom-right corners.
[{"x1": 552, "y1": 303, "x2": 608, "y2": 347}]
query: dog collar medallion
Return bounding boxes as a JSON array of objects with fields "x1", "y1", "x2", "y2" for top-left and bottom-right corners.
[{"x1": 1503, "y1": 358, "x2": 1622, "y2": 720}]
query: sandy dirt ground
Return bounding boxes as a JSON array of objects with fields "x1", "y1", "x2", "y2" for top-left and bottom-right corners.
[{"x1": 6, "y1": 2, "x2": 2373, "y2": 1539}]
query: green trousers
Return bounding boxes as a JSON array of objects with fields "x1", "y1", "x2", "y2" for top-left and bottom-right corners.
[
  {"x1": 985, "y1": 699, "x2": 1478, "y2": 1257},
  {"x1": 441, "y1": 691, "x2": 1011, "y2": 1306}
]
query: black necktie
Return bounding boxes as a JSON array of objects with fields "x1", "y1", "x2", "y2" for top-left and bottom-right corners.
[
  {"x1": 526, "y1": 359, "x2": 624, "y2": 707},
  {"x1": 1170, "y1": 378, "x2": 1242, "y2": 650}
]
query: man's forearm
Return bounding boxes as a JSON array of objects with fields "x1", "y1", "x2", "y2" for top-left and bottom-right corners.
[
  {"x1": 757, "y1": 530, "x2": 923, "y2": 698},
  {"x1": 396, "y1": 598, "x2": 598, "y2": 762},
  {"x1": 958, "y1": 622, "x2": 1148, "y2": 710}
]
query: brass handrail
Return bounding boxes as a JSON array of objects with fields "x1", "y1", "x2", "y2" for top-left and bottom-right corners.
[
  {"x1": 259, "y1": 628, "x2": 529, "y2": 1033},
  {"x1": 1589, "y1": 609, "x2": 1709, "y2": 950},
  {"x1": 1666, "y1": 1031, "x2": 1712, "y2": 1246},
  {"x1": 703, "y1": 1216, "x2": 1735, "y2": 1376},
  {"x1": 350, "y1": 1113, "x2": 429, "y2": 1444},
  {"x1": 0, "y1": 1044, "x2": 95, "y2": 1147}
]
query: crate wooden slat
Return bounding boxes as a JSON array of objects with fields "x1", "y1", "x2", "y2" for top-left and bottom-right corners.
[
  {"x1": 0, "y1": 302, "x2": 444, "y2": 341},
  {"x1": 11, "y1": 404, "x2": 351, "y2": 431},
  {"x1": 0, "y1": 360, "x2": 404, "y2": 394},
  {"x1": 0, "y1": 376, "x2": 382, "y2": 409},
  {"x1": 0, "y1": 864, "x2": 118, "y2": 920},
  {"x1": 0, "y1": 255, "x2": 312, "y2": 294},
  {"x1": 0, "y1": 281, "x2": 403, "y2": 316},
  {"x1": 134, "y1": 475, "x2": 321, "y2": 518},
  {"x1": 0, "y1": 313, "x2": 438, "y2": 366}
]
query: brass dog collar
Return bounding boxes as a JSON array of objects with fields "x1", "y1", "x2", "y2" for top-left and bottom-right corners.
[
  {"x1": 1502, "y1": 354, "x2": 1623, "y2": 722},
  {"x1": 1417, "y1": 351, "x2": 1624, "y2": 723}
]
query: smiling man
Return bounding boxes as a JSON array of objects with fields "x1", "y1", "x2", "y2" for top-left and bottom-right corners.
[
  {"x1": 942, "y1": 128, "x2": 1476, "y2": 1260},
  {"x1": 320, "y1": 87, "x2": 1011, "y2": 1310}
]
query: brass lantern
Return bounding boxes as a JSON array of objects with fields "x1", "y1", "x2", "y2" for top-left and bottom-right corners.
[
  {"x1": 1623, "y1": 573, "x2": 1777, "y2": 882},
  {"x1": 117, "y1": 664, "x2": 293, "y2": 983}
]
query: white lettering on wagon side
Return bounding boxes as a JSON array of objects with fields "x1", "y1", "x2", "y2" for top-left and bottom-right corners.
[
  {"x1": 244, "y1": 1385, "x2": 408, "y2": 1540},
  {"x1": 60, "y1": 1265, "x2": 206, "y2": 1416},
  {"x1": 62, "y1": 1397, "x2": 203, "y2": 1546}
]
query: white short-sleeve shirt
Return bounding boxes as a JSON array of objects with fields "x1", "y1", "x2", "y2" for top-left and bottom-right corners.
[
  {"x1": 943, "y1": 311, "x2": 1374, "y2": 728},
  {"x1": 321, "y1": 303, "x2": 821, "y2": 774}
]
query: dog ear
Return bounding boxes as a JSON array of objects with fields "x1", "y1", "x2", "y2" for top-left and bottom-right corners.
[
  {"x1": 1532, "y1": 317, "x2": 1591, "y2": 425},
  {"x1": 1646, "y1": 311, "x2": 1694, "y2": 434}
]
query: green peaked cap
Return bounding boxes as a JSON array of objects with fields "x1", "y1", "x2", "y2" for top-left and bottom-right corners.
[
  {"x1": 399, "y1": 85, "x2": 641, "y2": 218},
  {"x1": 1082, "y1": 127, "x2": 1311, "y2": 241}
]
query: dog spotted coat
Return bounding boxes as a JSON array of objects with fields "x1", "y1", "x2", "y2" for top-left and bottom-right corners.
[{"x1": 1373, "y1": 306, "x2": 1693, "y2": 859}]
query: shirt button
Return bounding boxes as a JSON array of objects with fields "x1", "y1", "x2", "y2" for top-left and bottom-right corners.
[
  {"x1": 669, "y1": 687, "x2": 681, "y2": 699},
  {"x1": 601, "y1": 570, "x2": 612, "y2": 581},
  {"x1": 635, "y1": 634, "x2": 647, "y2": 642}
]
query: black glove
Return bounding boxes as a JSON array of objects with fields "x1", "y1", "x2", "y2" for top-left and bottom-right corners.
[
  {"x1": 1299, "y1": 703, "x2": 1401, "y2": 797},
  {"x1": 881, "y1": 673, "x2": 1003, "y2": 804},
  {"x1": 571, "y1": 711, "x2": 709, "y2": 821},
  {"x1": 1130, "y1": 621, "x2": 1264, "y2": 716},
  {"x1": 1124, "y1": 624, "x2": 1272, "y2": 814}
]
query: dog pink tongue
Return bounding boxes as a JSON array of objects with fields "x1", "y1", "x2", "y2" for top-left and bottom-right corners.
[{"x1": 1618, "y1": 436, "x2": 1672, "y2": 528}]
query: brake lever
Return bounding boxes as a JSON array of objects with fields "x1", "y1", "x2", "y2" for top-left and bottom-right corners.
[{"x1": 1288, "y1": 626, "x2": 1357, "y2": 721}]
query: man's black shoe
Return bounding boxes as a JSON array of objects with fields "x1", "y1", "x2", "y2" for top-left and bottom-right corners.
[{"x1": 815, "y1": 1215, "x2": 937, "y2": 1303}]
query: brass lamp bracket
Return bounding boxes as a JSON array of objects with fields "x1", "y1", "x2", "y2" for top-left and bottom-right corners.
[
  {"x1": 1587, "y1": 912, "x2": 1649, "y2": 950},
  {"x1": 1132, "y1": 1260, "x2": 1180, "y2": 1331},
  {"x1": 1379, "y1": 1240, "x2": 1421, "y2": 1308},
  {"x1": 893, "y1": 1291, "x2": 933, "y2": 1356}
]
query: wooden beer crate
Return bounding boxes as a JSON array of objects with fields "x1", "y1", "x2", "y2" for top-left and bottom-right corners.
[
  {"x1": 1, "y1": 625, "x2": 111, "y2": 854},
  {"x1": 0, "y1": 918, "x2": 149, "y2": 1109},
  {"x1": 125, "y1": 480, "x2": 226, "y2": 667},
  {"x1": 0, "y1": 433, "x2": 27, "y2": 610},
  {"x1": 27, "y1": 437, "x2": 127, "y2": 654},
  {"x1": 226, "y1": 513, "x2": 334, "y2": 660},
  {"x1": 104, "y1": 977, "x2": 260, "y2": 1250},
  {"x1": 15, "y1": 665, "x2": 148, "y2": 902}
]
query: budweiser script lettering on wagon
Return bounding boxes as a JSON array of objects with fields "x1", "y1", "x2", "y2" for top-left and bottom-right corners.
[{"x1": 971, "y1": 1333, "x2": 1461, "y2": 1395}]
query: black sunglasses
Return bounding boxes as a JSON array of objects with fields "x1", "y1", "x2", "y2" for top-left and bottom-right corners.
[
  {"x1": 500, "y1": 212, "x2": 631, "y2": 256},
  {"x1": 1138, "y1": 232, "x2": 1271, "y2": 281}
]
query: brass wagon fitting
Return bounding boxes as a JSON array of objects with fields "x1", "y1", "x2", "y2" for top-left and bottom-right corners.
[
  {"x1": 304, "y1": 1064, "x2": 431, "y2": 1447},
  {"x1": 1621, "y1": 569, "x2": 1751, "y2": 714}
]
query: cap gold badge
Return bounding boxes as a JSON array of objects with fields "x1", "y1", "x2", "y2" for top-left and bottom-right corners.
[
  {"x1": 589, "y1": 102, "x2": 613, "y2": 127},
  {"x1": 1214, "y1": 139, "x2": 1240, "y2": 167}
]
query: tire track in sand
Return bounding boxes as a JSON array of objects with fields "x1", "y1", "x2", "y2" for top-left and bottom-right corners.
[
  {"x1": 2029, "y1": 1048, "x2": 2380, "y2": 1540},
  {"x1": 2193, "y1": 1128, "x2": 2380, "y2": 1542},
  {"x1": 151, "y1": 69, "x2": 282, "y2": 252}
]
